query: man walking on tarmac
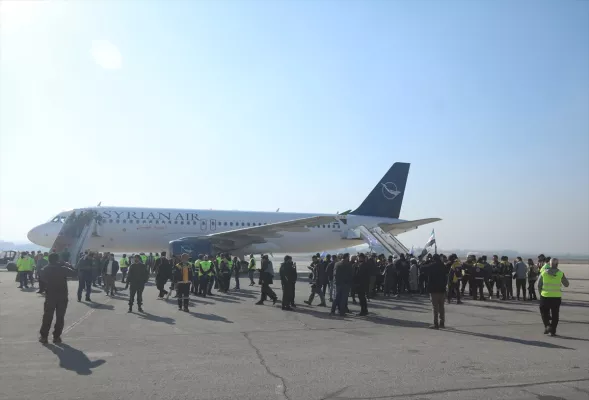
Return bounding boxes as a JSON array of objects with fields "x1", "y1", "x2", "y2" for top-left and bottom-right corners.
[
  {"x1": 39, "y1": 253, "x2": 75, "y2": 344},
  {"x1": 538, "y1": 258, "x2": 569, "y2": 336},
  {"x1": 279, "y1": 255, "x2": 297, "y2": 311},
  {"x1": 248, "y1": 254, "x2": 256, "y2": 286},
  {"x1": 155, "y1": 251, "x2": 173, "y2": 299},
  {"x1": 175, "y1": 253, "x2": 193, "y2": 312},
  {"x1": 127, "y1": 255, "x2": 149, "y2": 313}
]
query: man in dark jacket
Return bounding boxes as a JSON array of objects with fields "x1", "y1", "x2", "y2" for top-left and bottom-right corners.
[
  {"x1": 256, "y1": 255, "x2": 277, "y2": 305},
  {"x1": 39, "y1": 253, "x2": 75, "y2": 344},
  {"x1": 421, "y1": 254, "x2": 448, "y2": 329},
  {"x1": 76, "y1": 252, "x2": 94, "y2": 302},
  {"x1": 395, "y1": 254, "x2": 409, "y2": 295},
  {"x1": 304, "y1": 255, "x2": 327, "y2": 307},
  {"x1": 127, "y1": 255, "x2": 149, "y2": 313},
  {"x1": 102, "y1": 253, "x2": 119, "y2": 296},
  {"x1": 330, "y1": 253, "x2": 353, "y2": 316},
  {"x1": 355, "y1": 253, "x2": 371, "y2": 316},
  {"x1": 155, "y1": 251, "x2": 173, "y2": 299},
  {"x1": 175, "y1": 253, "x2": 193, "y2": 311},
  {"x1": 279, "y1": 255, "x2": 297, "y2": 311},
  {"x1": 325, "y1": 255, "x2": 335, "y2": 302}
]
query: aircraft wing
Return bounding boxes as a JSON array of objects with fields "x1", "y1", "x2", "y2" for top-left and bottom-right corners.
[
  {"x1": 183, "y1": 215, "x2": 343, "y2": 251},
  {"x1": 378, "y1": 218, "x2": 441, "y2": 235}
]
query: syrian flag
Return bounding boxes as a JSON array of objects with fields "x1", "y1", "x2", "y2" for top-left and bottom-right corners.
[{"x1": 424, "y1": 229, "x2": 436, "y2": 248}]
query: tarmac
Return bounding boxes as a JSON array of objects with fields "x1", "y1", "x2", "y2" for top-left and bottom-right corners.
[{"x1": 0, "y1": 259, "x2": 588, "y2": 400}]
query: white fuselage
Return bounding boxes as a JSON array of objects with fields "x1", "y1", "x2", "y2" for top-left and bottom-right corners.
[{"x1": 28, "y1": 207, "x2": 402, "y2": 254}]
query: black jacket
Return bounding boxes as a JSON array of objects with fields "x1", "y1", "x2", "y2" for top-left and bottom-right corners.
[
  {"x1": 334, "y1": 260, "x2": 353, "y2": 285},
  {"x1": 280, "y1": 261, "x2": 297, "y2": 284},
  {"x1": 326, "y1": 261, "x2": 335, "y2": 282},
  {"x1": 156, "y1": 258, "x2": 173, "y2": 279},
  {"x1": 260, "y1": 259, "x2": 274, "y2": 285},
  {"x1": 314, "y1": 261, "x2": 327, "y2": 285},
  {"x1": 127, "y1": 262, "x2": 149, "y2": 285},
  {"x1": 40, "y1": 263, "x2": 75, "y2": 298},
  {"x1": 102, "y1": 260, "x2": 120, "y2": 277},
  {"x1": 422, "y1": 260, "x2": 448, "y2": 293},
  {"x1": 355, "y1": 261, "x2": 371, "y2": 286}
]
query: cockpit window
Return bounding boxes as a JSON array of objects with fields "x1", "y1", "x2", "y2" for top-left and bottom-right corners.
[{"x1": 50, "y1": 216, "x2": 67, "y2": 223}]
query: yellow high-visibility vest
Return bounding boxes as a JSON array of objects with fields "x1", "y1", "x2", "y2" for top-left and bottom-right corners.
[{"x1": 541, "y1": 270, "x2": 564, "y2": 298}]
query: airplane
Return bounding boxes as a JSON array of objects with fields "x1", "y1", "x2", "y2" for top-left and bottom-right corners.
[{"x1": 27, "y1": 162, "x2": 440, "y2": 256}]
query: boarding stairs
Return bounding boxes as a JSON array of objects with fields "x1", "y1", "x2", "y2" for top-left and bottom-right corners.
[
  {"x1": 50, "y1": 211, "x2": 97, "y2": 267},
  {"x1": 354, "y1": 226, "x2": 410, "y2": 257}
]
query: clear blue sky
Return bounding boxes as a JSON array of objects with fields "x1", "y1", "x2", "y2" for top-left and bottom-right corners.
[{"x1": 1, "y1": 0, "x2": 588, "y2": 254}]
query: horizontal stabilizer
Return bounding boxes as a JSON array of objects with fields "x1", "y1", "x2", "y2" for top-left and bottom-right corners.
[{"x1": 378, "y1": 218, "x2": 441, "y2": 235}]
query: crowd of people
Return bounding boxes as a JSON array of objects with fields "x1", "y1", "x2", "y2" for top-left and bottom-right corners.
[{"x1": 10, "y1": 247, "x2": 570, "y2": 344}]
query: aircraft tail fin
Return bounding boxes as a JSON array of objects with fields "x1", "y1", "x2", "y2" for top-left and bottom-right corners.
[{"x1": 351, "y1": 162, "x2": 410, "y2": 219}]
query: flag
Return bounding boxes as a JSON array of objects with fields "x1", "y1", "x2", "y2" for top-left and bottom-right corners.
[
  {"x1": 424, "y1": 229, "x2": 436, "y2": 248},
  {"x1": 409, "y1": 245, "x2": 414, "y2": 255}
]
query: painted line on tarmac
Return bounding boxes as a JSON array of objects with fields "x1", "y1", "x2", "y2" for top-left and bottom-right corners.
[{"x1": 62, "y1": 298, "x2": 113, "y2": 336}]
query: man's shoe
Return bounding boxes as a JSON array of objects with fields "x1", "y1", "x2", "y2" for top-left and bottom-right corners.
[
  {"x1": 182, "y1": 307, "x2": 189, "y2": 312},
  {"x1": 138, "y1": 307, "x2": 144, "y2": 313},
  {"x1": 359, "y1": 311, "x2": 368, "y2": 316},
  {"x1": 439, "y1": 322, "x2": 445, "y2": 329},
  {"x1": 282, "y1": 307, "x2": 293, "y2": 311},
  {"x1": 429, "y1": 324, "x2": 439, "y2": 330},
  {"x1": 39, "y1": 336, "x2": 48, "y2": 344},
  {"x1": 550, "y1": 332, "x2": 557, "y2": 337},
  {"x1": 318, "y1": 303, "x2": 327, "y2": 307},
  {"x1": 290, "y1": 303, "x2": 296, "y2": 308},
  {"x1": 544, "y1": 326, "x2": 551, "y2": 334},
  {"x1": 272, "y1": 297, "x2": 277, "y2": 305},
  {"x1": 304, "y1": 300, "x2": 311, "y2": 306},
  {"x1": 128, "y1": 306, "x2": 132, "y2": 313},
  {"x1": 255, "y1": 301, "x2": 264, "y2": 305},
  {"x1": 53, "y1": 336, "x2": 62, "y2": 344},
  {"x1": 85, "y1": 297, "x2": 91, "y2": 302}
]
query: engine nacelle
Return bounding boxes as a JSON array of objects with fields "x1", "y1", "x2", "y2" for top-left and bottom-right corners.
[{"x1": 169, "y1": 237, "x2": 215, "y2": 259}]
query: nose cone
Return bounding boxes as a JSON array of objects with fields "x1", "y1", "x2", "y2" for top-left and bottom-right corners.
[
  {"x1": 27, "y1": 226, "x2": 42, "y2": 245},
  {"x1": 27, "y1": 224, "x2": 55, "y2": 248}
]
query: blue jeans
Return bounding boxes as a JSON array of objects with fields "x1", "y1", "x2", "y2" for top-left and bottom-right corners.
[
  {"x1": 19, "y1": 271, "x2": 29, "y2": 287},
  {"x1": 328, "y1": 280, "x2": 335, "y2": 300},
  {"x1": 330, "y1": 283, "x2": 350, "y2": 315},
  {"x1": 77, "y1": 271, "x2": 92, "y2": 300}
]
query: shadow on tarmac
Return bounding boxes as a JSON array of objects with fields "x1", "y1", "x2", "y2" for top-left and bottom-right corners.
[
  {"x1": 136, "y1": 311, "x2": 175, "y2": 325},
  {"x1": 222, "y1": 291, "x2": 258, "y2": 299},
  {"x1": 446, "y1": 328, "x2": 576, "y2": 350},
  {"x1": 80, "y1": 301, "x2": 115, "y2": 311},
  {"x1": 561, "y1": 300, "x2": 589, "y2": 308},
  {"x1": 188, "y1": 311, "x2": 233, "y2": 323},
  {"x1": 44, "y1": 343, "x2": 106, "y2": 375},
  {"x1": 460, "y1": 302, "x2": 536, "y2": 313},
  {"x1": 549, "y1": 335, "x2": 589, "y2": 342}
]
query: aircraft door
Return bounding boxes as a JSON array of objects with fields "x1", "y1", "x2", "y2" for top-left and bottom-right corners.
[
  {"x1": 209, "y1": 219, "x2": 216, "y2": 231},
  {"x1": 200, "y1": 220, "x2": 207, "y2": 231}
]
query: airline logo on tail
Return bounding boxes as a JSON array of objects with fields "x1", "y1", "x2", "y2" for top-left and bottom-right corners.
[{"x1": 381, "y1": 182, "x2": 402, "y2": 200}]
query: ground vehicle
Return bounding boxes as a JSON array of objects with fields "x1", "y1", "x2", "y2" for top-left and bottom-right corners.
[{"x1": 0, "y1": 250, "x2": 18, "y2": 271}]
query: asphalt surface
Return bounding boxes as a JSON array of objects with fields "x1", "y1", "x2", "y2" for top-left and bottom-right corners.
[{"x1": 1, "y1": 261, "x2": 588, "y2": 400}]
